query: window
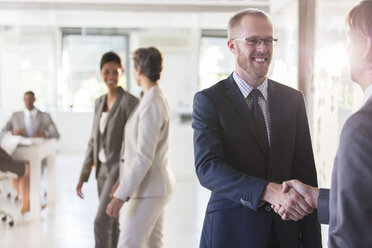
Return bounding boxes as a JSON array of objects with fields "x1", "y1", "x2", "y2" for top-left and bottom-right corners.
[
  {"x1": 61, "y1": 29, "x2": 128, "y2": 112},
  {"x1": 199, "y1": 32, "x2": 234, "y2": 90}
]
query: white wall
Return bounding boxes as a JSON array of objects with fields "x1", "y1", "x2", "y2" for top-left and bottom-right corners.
[{"x1": 0, "y1": 9, "x2": 230, "y2": 153}]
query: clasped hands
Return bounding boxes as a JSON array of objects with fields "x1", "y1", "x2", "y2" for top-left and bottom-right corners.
[{"x1": 264, "y1": 180, "x2": 319, "y2": 221}]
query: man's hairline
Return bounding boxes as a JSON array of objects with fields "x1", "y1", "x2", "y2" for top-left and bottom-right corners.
[{"x1": 228, "y1": 14, "x2": 273, "y2": 40}]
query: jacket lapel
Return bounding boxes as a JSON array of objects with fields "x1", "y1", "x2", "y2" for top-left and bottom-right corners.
[
  {"x1": 104, "y1": 87, "x2": 123, "y2": 135},
  {"x1": 225, "y1": 75, "x2": 269, "y2": 156},
  {"x1": 33, "y1": 109, "x2": 42, "y2": 132},
  {"x1": 267, "y1": 80, "x2": 280, "y2": 158}
]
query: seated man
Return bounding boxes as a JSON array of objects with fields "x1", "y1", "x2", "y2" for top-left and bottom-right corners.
[
  {"x1": 2, "y1": 91, "x2": 60, "y2": 139},
  {"x1": 0, "y1": 147, "x2": 30, "y2": 214}
]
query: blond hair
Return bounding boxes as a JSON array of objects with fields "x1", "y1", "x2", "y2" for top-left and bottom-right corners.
[
  {"x1": 346, "y1": 0, "x2": 372, "y2": 37},
  {"x1": 228, "y1": 8, "x2": 270, "y2": 40}
]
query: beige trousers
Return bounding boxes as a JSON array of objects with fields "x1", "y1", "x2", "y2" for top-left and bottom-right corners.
[{"x1": 117, "y1": 195, "x2": 172, "y2": 248}]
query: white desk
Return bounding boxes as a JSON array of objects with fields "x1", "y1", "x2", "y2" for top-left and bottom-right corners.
[{"x1": 12, "y1": 139, "x2": 56, "y2": 220}]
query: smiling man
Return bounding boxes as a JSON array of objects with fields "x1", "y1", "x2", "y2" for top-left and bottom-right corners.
[{"x1": 192, "y1": 8, "x2": 321, "y2": 247}]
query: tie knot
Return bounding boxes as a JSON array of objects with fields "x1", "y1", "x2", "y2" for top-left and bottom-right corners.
[{"x1": 250, "y1": 88, "x2": 261, "y2": 98}]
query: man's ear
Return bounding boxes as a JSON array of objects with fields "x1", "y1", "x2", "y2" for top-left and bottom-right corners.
[
  {"x1": 365, "y1": 37, "x2": 372, "y2": 62},
  {"x1": 227, "y1": 40, "x2": 236, "y2": 54}
]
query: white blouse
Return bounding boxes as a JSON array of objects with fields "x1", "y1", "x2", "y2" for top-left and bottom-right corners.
[{"x1": 98, "y1": 112, "x2": 109, "y2": 163}]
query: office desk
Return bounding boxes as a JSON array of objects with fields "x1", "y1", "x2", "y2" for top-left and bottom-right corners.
[{"x1": 12, "y1": 139, "x2": 56, "y2": 220}]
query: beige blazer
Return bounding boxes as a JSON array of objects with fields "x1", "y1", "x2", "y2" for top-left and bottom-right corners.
[
  {"x1": 79, "y1": 87, "x2": 139, "y2": 182},
  {"x1": 114, "y1": 85, "x2": 176, "y2": 200},
  {"x1": 2, "y1": 108, "x2": 60, "y2": 139}
]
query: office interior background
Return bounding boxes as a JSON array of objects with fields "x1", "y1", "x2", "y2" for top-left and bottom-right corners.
[{"x1": 0, "y1": 0, "x2": 362, "y2": 247}]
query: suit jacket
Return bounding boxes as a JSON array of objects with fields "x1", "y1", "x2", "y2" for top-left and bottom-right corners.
[
  {"x1": 114, "y1": 85, "x2": 176, "y2": 200},
  {"x1": 192, "y1": 74, "x2": 321, "y2": 248},
  {"x1": 3, "y1": 108, "x2": 60, "y2": 139},
  {"x1": 0, "y1": 146, "x2": 25, "y2": 177},
  {"x1": 317, "y1": 96, "x2": 372, "y2": 247},
  {"x1": 79, "y1": 87, "x2": 139, "y2": 182}
]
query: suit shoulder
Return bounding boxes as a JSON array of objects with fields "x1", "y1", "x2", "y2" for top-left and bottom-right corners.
[
  {"x1": 196, "y1": 78, "x2": 227, "y2": 98},
  {"x1": 122, "y1": 91, "x2": 139, "y2": 103},
  {"x1": 344, "y1": 106, "x2": 372, "y2": 132},
  {"x1": 270, "y1": 79, "x2": 302, "y2": 96},
  {"x1": 95, "y1": 94, "x2": 106, "y2": 104}
]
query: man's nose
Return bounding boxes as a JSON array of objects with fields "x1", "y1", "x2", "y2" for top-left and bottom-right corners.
[{"x1": 256, "y1": 41, "x2": 268, "y2": 52}]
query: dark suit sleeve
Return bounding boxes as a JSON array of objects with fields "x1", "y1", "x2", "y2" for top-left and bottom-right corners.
[
  {"x1": 192, "y1": 91, "x2": 269, "y2": 211},
  {"x1": 328, "y1": 112, "x2": 372, "y2": 246},
  {"x1": 317, "y1": 188, "x2": 330, "y2": 224},
  {"x1": 291, "y1": 93, "x2": 322, "y2": 248}
]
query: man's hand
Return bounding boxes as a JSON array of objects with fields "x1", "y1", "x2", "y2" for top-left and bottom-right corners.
[
  {"x1": 106, "y1": 197, "x2": 124, "y2": 217},
  {"x1": 271, "y1": 179, "x2": 320, "y2": 221},
  {"x1": 12, "y1": 129, "x2": 25, "y2": 136},
  {"x1": 262, "y1": 182, "x2": 313, "y2": 221},
  {"x1": 32, "y1": 131, "x2": 46, "y2": 138}
]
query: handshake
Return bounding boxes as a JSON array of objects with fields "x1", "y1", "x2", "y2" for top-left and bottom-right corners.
[{"x1": 264, "y1": 180, "x2": 320, "y2": 221}]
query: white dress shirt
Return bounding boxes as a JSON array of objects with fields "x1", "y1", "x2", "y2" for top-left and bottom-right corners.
[
  {"x1": 24, "y1": 108, "x2": 37, "y2": 137},
  {"x1": 363, "y1": 84, "x2": 372, "y2": 106}
]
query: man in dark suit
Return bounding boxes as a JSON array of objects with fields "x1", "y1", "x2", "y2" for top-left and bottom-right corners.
[
  {"x1": 273, "y1": 1, "x2": 372, "y2": 247},
  {"x1": 192, "y1": 8, "x2": 321, "y2": 248}
]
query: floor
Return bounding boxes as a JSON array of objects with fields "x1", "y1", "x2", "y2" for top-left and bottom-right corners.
[
  {"x1": 0, "y1": 152, "x2": 209, "y2": 248},
  {"x1": 0, "y1": 123, "x2": 211, "y2": 248},
  {"x1": 0, "y1": 123, "x2": 328, "y2": 247}
]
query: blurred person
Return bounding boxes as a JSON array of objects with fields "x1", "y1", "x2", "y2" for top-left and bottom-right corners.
[
  {"x1": 0, "y1": 147, "x2": 30, "y2": 214},
  {"x1": 2, "y1": 91, "x2": 60, "y2": 139},
  {"x1": 76, "y1": 51, "x2": 139, "y2": 248},
  {"x1": 273, "y1": 1, "x2": 372, "y2": 247},
  {"x1": 2, "y1": 91, "x2": 59, "y2": 204},
  {"x1": 106, "y1": 47, "x2": 176, "y2": 248},
  {"x1": 192, "y1": 8, "x2": 321, "y2": 248}
]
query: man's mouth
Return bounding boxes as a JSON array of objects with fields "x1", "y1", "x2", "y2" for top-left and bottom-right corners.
[{"x1": 252, "y1": 57, "x2": 266, "y2": 62}]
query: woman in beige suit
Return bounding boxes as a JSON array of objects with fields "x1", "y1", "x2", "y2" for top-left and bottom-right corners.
[
  {"x1": 76, "y1": 51, "x2": 139, "y2": 248},
  {"x1": 106, "y1": 47, "x2": 176, "y2": 248}
]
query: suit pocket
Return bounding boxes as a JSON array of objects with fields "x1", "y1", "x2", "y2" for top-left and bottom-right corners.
[{"x1": 206, "y1": 198, "x2": 242, "y2": 213}]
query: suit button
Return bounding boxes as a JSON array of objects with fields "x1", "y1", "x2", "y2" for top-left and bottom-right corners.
[
  {"x1": 265, "y1": 205, "x2": 271, "y2": 212},
  {"x1": 121, "y1": 159, "x2": 124, "y2": 162}
]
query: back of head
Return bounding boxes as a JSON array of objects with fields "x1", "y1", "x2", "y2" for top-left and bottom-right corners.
[
  {"x1": 346, "y1": 0, "x2": 372, "y2": 37},
  {"x1": 228, "y1": 8, "x2": 271, "y2": 40},
  {"x1": 100, "y1": 51, "x2": 123, "y2": 70},
  {"x1": 133, "y1": 47, "x2": 163, "y2": 82}
]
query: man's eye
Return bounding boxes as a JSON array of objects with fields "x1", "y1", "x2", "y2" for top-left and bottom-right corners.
[{"x1": 246, "y1": 39, "x2": 258, "y2": 45}]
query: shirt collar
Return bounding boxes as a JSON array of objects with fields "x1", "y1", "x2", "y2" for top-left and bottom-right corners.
[
  {"x1": 233, "y1": 71, "x2": 268, "y2": 101},
  {"x1": 363, "y1": 84, "x2": 372, "y2": 105},
  {"x1": 24, "y1": 108, "x2": 37, "y2": 116}
]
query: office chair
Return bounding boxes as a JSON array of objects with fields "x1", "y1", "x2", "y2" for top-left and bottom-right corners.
[{"x1": 0, "y1": 172, "x2": 15, "y2": 227}]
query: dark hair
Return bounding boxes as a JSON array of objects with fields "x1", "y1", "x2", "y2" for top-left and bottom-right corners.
[
  {"x1": 346, "y1": 0, "x2": 372, "y2": 37},
  {"x1": 133, "y1": 47, "x2": 163, "y2": 82},
  {"x1": 24, "y1": 91, "x2": 35, "y2": 99},
  {"x1": 228, "y1": 8, "x2": 270, "y2": 40},
  {"x1": 100, "y1": 51, "x2": 123, "y2": 70}
]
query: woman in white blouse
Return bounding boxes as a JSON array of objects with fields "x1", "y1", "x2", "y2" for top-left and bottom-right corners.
[{"x1": 106, "y1": 47, "x2": 176, "y2": 248}]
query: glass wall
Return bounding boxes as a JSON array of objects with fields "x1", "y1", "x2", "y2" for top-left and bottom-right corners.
[
  {"x1": 199, "y1": 35, "x2": 234, "y2": 90},
  {"x1": 61, "y1": 31, "x2": 127, "y2": 112},
  {"x1": 0, "y1": 27, "x2": 58, "y2": 114},
  {"x1": 311, "y1": 0, "x2": 360, "y2": 188}
]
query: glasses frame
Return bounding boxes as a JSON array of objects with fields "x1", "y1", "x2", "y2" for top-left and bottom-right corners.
[{"x1": 233, "y1": 37, "x2": 278, "y2": 46}]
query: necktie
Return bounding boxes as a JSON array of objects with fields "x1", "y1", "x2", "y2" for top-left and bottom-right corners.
[
  {"x1": 26, "y1": 113, "x2": 34, "y2": 137},
  {"x1": 247, "y1": 89, "x2": 269, "y2": 151}
]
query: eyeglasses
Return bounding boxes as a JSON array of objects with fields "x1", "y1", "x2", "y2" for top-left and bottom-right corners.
[{"x1": 233, "y1": 37, "x2": 278, "y2": 46}]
